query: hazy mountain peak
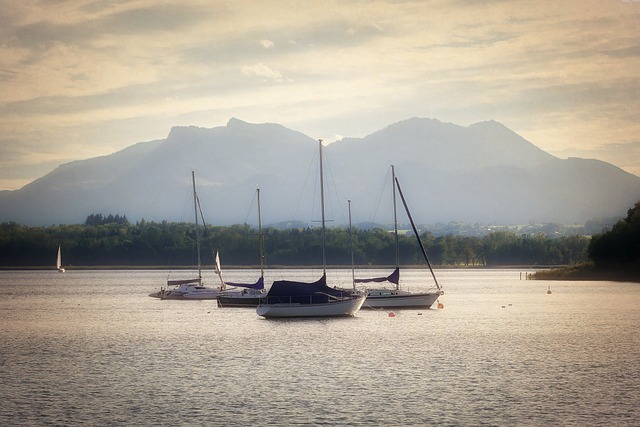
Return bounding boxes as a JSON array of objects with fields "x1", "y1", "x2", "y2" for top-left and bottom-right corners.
[
  {"x1": 165, "y1": 125, "x2": 206, "y2": 142},
  {"x1": 227, "y1": 117, "x2": 250, "y2": 127},
  {"x1": 380, "y1": 117, "x2": 451, "y2": 132},
  {"x1": 469, "y1": 119, "x2": 521, "y2": 138},
  {"x1": 226, "y1": 117, "x2": 290, "y2": 131},
  {"x1": 469, "y1": 119, "x2": 501, "y2": 127}
]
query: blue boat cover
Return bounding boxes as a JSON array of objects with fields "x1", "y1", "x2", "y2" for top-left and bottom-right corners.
[
  {"x1": 265, "y1": 274, "x2": 353, "y2": 304},
  {"x1": 225, "y1": 277, "x2": 264, "y2": 290},
  {"x1": 354, "y1": 267, "x2": 400, "y2": 285}
]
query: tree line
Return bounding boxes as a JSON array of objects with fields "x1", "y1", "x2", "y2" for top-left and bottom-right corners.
[
  {"x1": 532, "y1": 201, "x2": 640, "y2": 281},
  {"x1": 588, "y1": 201, "x2": 640, "y2": 268},
  {"x1": 0, "y1": 216, "x2": 591, "y2": 268}
]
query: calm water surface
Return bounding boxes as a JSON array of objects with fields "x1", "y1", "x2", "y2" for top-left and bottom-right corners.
[{"x1": 1, "y1": 269, "x2": 638, "y2": 426}]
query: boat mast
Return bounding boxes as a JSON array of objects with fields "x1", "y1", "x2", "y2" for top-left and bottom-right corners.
[
  {"x1": 192, "y1": 171, "x2": 202, "y2": 280},
  {"x1": 348, "y1": 199, "x2": 355, "y2": 289},
  {"x1": 395, "y1": 175, "x2": 440, "y2": 290},
  {"x1": 257, "y1": 187, "x2": 265, "y2": 279},
  {"x1": 319, "y1": 139, "x2": 327, "y2": 276},
  {"x1": 391, "y1": 165, "x2": 400, "y2": 290}
]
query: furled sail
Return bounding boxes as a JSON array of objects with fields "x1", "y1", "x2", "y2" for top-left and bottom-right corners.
[
  {"x1": 224, "y1": 277, "x2": 265, "y2": 290},
  {"x1": 354, "y1": 267, "x2": 400, "y2": 285}
]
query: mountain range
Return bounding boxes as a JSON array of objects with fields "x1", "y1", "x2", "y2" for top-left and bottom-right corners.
[{"x1": 1, "y1": 117, "x2": 639, "y2": 227}]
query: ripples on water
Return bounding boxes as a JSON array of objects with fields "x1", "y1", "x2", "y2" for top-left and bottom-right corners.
[{"x1": 1, "y1": 269, "x2": 639, "y2": 426}]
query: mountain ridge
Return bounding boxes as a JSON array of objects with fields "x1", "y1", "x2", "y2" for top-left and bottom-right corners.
[{"x1": 1, "y1": 117, "x2": 638, "y2": 226}]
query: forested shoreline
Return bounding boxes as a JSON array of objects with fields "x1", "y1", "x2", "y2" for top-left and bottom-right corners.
[
  {"x1": 532, "y1": 201, "x2": 640, "y2": 282},
  {"x1": 0, "y1": 218, "x2": 589, "y2": 268},
  {"x1": 3, "y1": 201, "x2": 637, "y2": 281}
]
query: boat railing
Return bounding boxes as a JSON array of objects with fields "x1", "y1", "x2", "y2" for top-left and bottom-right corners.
[{"x1": 260, "y1": 291, "x2": 360, "y2": 306}]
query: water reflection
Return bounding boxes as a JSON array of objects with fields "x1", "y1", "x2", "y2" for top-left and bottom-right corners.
[{"x1": 0, "y1": 269, "x2": 639, "y2": 426}]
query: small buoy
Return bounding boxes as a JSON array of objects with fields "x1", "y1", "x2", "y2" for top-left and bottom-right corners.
[
  {"x1": 437, "y1": 302, "x2": 444, "y2": 310},
  {"x1": 547, "y1": 285, "x2": 552, "y2": 294},
  {"x1": 388, "y1": 312, "x2": 396, "y2": 317}
]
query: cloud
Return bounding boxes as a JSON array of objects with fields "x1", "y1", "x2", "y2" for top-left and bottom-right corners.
[
  {"x1": 241, "y1": 63, "x2": 283, "y2": 81},
  {"x1": 2, "y1": 0, "x2": 640, "y2": 191},
  {"x1": 6, "y1": 3, "x2": 209, "y2": 51}
]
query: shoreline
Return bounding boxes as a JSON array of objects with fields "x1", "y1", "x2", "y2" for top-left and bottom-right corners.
[
  {"x1": 4, "y1": 264, "x2": 637, "y2": 282},
  {"x1": 532, "y1": 263, "x2": 640, "y2": 283}
]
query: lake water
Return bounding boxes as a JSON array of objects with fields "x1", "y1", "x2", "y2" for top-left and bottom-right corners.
[{"x1": 1, "y1": 268, "x2": 638, "y2": 426}]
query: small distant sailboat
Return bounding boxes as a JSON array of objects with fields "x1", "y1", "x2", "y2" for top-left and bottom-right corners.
[
  {"x1": 56, "y1": 245, "x2": 65, "y2": 273},
  {"x1": 256, "y1": 139, "x2": 366, "y2": 318}
]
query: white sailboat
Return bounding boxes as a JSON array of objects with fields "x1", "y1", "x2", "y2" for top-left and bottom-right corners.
[
  {"x1": 256, "y1": 140, "x2": 366, "y2": 318},
  {"x1": 56, "y1": 245, "x2": 65, "y2": 272},
  {"x1": 217, "y1": 188, "x2": 267, "y2": 307},
  {"x1": 356, "y1": 165, "x2": 443, "y2": 309},
  {"x1": 149, "y1": 171, "x2": 224, "y2": 300}
]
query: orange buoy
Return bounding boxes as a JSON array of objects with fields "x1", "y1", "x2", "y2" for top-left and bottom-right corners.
[
  {"x1": 388, "y1": 312, "x2": 396, "y2": 317},
  {"x1": 437, "y1": 302, "x2": 444, "y2": 310}
]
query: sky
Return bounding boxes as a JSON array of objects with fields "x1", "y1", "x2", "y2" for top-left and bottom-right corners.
[{"x1": 1, "y1": 0, "x2": 639, "y2": 191}]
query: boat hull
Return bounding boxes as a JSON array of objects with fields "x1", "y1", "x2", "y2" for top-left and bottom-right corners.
[
  {"x1": 217, "y1": 294, "x2": 265, "y2": 307},
  {"x1": 148, "y1": 286, "x2": 222, "y2": 300},
  {"x1": 181, "y1": 290, "x2": 222, "y2": 300},
  {"x1": 256, "y1": 295, "x2": 366, "y2": 318},
  {"x1": 364, "y1": 290, "x2": 442, "y2": 309}
]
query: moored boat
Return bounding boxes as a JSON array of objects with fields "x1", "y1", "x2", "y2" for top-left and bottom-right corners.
[
  {"x1": 356, "y1": 165, "x2": 443, "y2": 309},
  {"x1": 256, "y1": 275, "x2": 365, "y2": 318},
  {"x1": 149, "y1": 171, "x2": 223, "y2": 300},
  {"x1": 150, "y1": 279, "x2": 222, "y2": 300},
  {"x1": 217, "y1": 188, "x2": 267, "y2": 307},
  {"x1": 217, "y1": 278, "x2": 266, "y2": 307},
  {"x1": 256, "y1": 139, "x2": 366, "y2": 318},
  {"x1": 364, "y1": 282, "x2": 441, "y2": 308}
]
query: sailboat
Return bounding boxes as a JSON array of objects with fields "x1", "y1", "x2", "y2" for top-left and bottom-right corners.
[
  {"x1": 149, "y1": 171, "x2": 224, "y2": 300},
  {"x1": 256, "y1": 140, "x2": 366, "y2": 318},
  {"x1": 217, "y1": 188, "x2": 267, "y2": 307},
  {"x1": 56, "y1": 245, "x2": 65, "y2": 272},
  {"x1": 355, "y1": 165, "x2": 443, "y2": 309}
]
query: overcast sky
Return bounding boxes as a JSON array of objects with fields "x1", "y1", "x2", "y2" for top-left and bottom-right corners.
[{"x1": 1, "y1": 0, "x2": 639, "y2": 190}]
